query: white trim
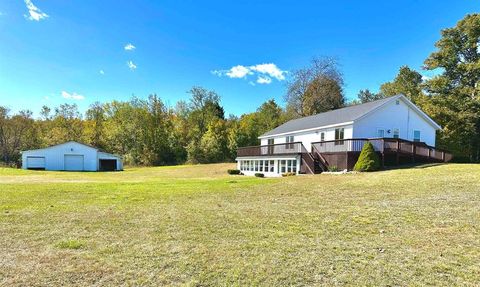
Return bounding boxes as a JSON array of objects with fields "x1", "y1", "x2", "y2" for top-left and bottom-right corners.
[{"x1": 258, "y1": 121, "x2": 354, "y2": 139}]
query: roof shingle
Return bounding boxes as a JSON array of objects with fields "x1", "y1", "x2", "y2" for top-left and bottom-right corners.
[{"x1": 260, "y1": 95, "x2": 398, "y2": 137}]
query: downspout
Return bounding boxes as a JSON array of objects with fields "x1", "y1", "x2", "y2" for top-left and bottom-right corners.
[{"x1": 407, "y1": 107, "x2": 410, "y2": 141}]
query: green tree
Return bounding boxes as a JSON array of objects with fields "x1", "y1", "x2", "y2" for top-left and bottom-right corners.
[
  {"x1": 255, "y1": 99, "x2": 284, "y2": 134},
  {"x1": 356, "y1": 89, "x2": 385, "y2": 103},
  {"x1": 423, "y1": 14, "x2": 480, "y2": 161},
  {"x1": 46, "y1": 103, "x2": 83, "y2": 145},
  {"x1": 85, "y1": 102, "x2": 106, "y2": 149},
  {"x1": 199, "y1": 120, "x2": 228, "y2": 163},
  {"x1": 380, "y1": 66, "x2": 424, "y2": 103},
  {"x1": 142, "y1": 94, "x2": 175, "y2": 165},
  {"x1": 0, "y1": 107, "x2": 38, "y2": 164}
]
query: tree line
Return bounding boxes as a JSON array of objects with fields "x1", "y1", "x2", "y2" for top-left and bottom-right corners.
[
  {"x1": 1, "y1": 14, "x2": 478, "y2": 166},
  {"x1": 0, "y1": 88, "x2": 288, "y2": 166}
]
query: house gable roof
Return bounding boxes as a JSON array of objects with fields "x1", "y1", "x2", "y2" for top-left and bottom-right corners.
[{"x1": 259, "y1": 95, "x2": 441, "y2": 138}]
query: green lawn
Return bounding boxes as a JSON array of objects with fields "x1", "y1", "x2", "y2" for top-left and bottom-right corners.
[{"x1": 0, "y1": 163, "x2": 479, "y2": 286}]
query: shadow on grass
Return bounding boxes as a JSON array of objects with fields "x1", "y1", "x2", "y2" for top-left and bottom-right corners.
[{"x1": 382, "y1": 162, "x2": 448, "y2": 171}]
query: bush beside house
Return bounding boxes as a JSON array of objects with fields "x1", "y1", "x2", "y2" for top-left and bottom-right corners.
[
  {"x1": 227, "y1": 169, "x2": 241, "y2": 175},
  {"x1": 354, "y1": 142, "x2": 381, "y2": 172}
]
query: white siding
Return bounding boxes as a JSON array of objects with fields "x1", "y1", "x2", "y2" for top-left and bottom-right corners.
[
  {"x1": 353, "y1": 98, "x2": 437, "y2": 146},
  {"x1": 260, "y1": 124, "x2": 353, "y2": 152},
  {"x1": 21, "y1": 141, "x2": 123, "y2": 171},
  {"x1": 64, "y1": 155, "x2": 85, "y2": 171},
  {"x1": 22, "y1": 142, "x2": 98, "y2": 171}
]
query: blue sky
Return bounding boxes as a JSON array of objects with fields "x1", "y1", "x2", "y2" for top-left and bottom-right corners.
[{"x1": 0, "y1": 1, "x2": 478, "y2": 117}]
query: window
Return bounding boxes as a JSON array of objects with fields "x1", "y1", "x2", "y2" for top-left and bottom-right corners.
[
  {"x1": 259, "y1": 160, "x2": 264, "y2": 172},
  {"x1": 280, "y1": 160, "x2": 286, "y2": 173},
  {"x1": 320, "y1": 132, "x2": 325, "y2": 142},
  {"x1": 395, "y1": 99, "x2": 400, "y2": 105},
  {"x1": 413, "y1": 130, "x2": 421, "y2": 142},
  {"x1": 267, "y1": 138, "x2": 274, "y2": 154},
  {"x1": 393, "y1": 128, "x2": 399, "y2": 139},
  {"x1": 285, "y1": 136, "x2": 294, "y2": 149},
  {"x1": 377, "y1": 129, "x2": 385, "y2": 138},
  {"x1": 269, "y1": 160, "x2": 275, "y2": 172},
  {"x1": 335, "y1": 128, "x2": 344, "y2": 145},
  {"x1": 285, "y1": 160, "x2": 297, "y2": 173}
]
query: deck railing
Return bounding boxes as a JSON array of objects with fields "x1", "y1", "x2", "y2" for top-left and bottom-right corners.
[
  {"x1": 237, "y1": 138, "x2": 453, "y2": 164},
  {"x1": 310, "y1": 138, "x2": 452, "y2": 162},
  {"x1": 236, "y1": 142, "x2": 305, "y2": 157}
]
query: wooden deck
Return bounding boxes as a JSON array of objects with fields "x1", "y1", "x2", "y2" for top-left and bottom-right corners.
[{"x1": 237, "y1": 138, "x2": 453, "y2": 174}]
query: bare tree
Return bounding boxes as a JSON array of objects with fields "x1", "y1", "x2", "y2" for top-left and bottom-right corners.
[{"x1": 285, "y1": 56, "x2": 345, "y2": 117}]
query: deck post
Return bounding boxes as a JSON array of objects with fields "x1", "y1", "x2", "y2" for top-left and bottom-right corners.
[
  {"x1": 412, "y1": 144, "x2": 416, "y2": 163},
  {"x1": 396, "y1": 139, "x2": 400, "y2": 165},
  {"x1": 442, "y1": 151, "x2": 445, "y2": 162}
]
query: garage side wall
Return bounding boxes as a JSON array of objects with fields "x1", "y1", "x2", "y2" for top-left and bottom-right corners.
[{"x1": 98, "y1": 152, "x2": 123, "y2": 171}]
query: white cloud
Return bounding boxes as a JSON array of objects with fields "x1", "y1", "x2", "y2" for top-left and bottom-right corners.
[
  {"x1": 211, "y1": 70, "x2": 223, "y2": 76},
  {"x1": 212, "y1": 63, "x2": 287, "y2": 85},
  {"x1": 127, "y1": 60, "x2": 137, "y2": 70},
  {"x1": 124, "y1": 43, "x2": 136, "y2": 51},
  {"x1": 250, "y1": 63, "x2": 286, "y2": 81},
  {"x1": 99, "y1": 70, "x2": 105, "y2": 75},
  {"x1": 256, "y1": 76, "x2": 272, "y2": 84},
  {"x1": 226, "y1": 65, "x2": 252, "y2": 78},
  {"x1": 24, "y1": 0, "x2": 49, "y2": 21},
  {"x1": 61, "y1": 91, "x2": 84, "y2": 100}
]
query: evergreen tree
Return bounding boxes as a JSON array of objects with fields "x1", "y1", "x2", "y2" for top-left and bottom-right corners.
[{"x1": 354, "y1": 142, "x2": 381, "y2": 172}]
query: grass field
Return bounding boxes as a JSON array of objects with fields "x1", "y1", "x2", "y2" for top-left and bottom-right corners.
[{"x1": 0, "y1": 163, "x2": 479, "y2": 286}]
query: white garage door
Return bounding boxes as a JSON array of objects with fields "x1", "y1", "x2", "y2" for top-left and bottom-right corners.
[
  {"x1": 26, "y1": 156, "x2": 45, "y2": 169},
  {"x1": 64, "y1": 155, "x2": 84, "y2": 171}
]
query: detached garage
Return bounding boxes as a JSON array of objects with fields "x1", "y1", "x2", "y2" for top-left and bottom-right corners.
[{"x1": 21, "y1": 141, "x2": 123, "y2": 171}]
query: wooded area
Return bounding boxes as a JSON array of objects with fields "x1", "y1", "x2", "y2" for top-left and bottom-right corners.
[{"x1": 1, "y1": 14, "x2": 478, "y2": 166}]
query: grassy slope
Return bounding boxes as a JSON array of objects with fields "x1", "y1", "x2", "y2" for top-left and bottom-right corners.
[{"x1": 0, "y1": 163, "x2": 479, "y2": 286}]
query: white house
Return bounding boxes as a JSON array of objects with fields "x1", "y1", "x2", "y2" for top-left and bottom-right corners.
[
  {"x1": 21, "y1": 141, "x2": 123, "y2": 171},
  {"x1": 236, "y1": 95, "x2": 448, "y2": 177}
]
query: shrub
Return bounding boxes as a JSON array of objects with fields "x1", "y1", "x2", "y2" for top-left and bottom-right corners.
[
  {"x1": 282, "y1": 172, "x2": 296, "y2": 177},
  {"x1": 254, "y1": 173, "x2": 264, "y2": 178},
  {"x1": 354, "y1": 142, "x2": 381, "y2": 172},
  {"x1": 328, "y1": 166, "x2": 339, "y2": 172},
  {"x1": 227, "y1": 169, "x2": 241, "y2": 175}
]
